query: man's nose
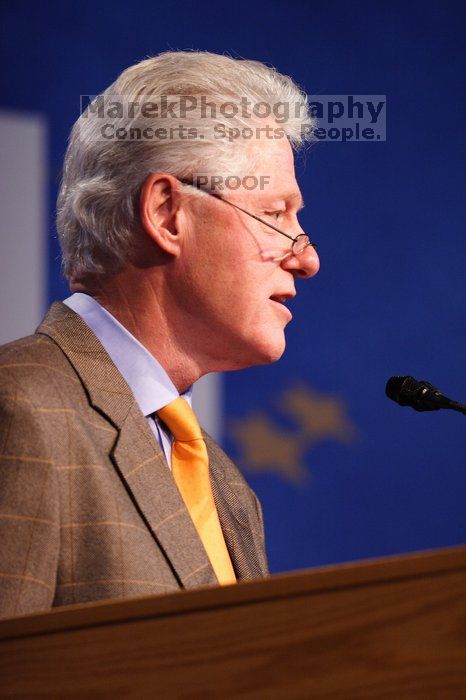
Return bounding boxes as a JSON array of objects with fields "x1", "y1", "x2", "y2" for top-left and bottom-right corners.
[{"x1": 280, "y1": 242, "x2": 320, "y2": 278}]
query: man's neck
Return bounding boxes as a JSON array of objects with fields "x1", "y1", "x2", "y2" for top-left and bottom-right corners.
[{"x1": 70, "y1": 272, "x2": 204, "y2": 394}]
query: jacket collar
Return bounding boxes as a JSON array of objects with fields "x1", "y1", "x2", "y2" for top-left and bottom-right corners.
[{"x1": 63, "y1": 292, "x2": 193, "y2": 418}]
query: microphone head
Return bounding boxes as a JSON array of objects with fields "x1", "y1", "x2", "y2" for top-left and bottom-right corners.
[
  {"x1": 386, "y1": 375, "x2": 443, "y2": 411},
  {"x1": 386, "y1": 376, "x2": 417, "y2": 405}
]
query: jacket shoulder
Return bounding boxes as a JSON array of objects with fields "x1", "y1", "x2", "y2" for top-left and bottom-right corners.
[{"x1": 0, "y1": 333, "x2": 80, "y2": 402}]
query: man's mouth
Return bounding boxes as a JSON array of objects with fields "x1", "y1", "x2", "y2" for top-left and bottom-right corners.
[
  {"x1": 269, "y1": 290, "x2": 296, "y2": 304},
  {"x1": 269, "y1": 294, "x2": 294, "y2": 319}
]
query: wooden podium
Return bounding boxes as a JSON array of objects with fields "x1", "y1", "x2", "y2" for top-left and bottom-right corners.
[{"x1": 1, "y1": 545, "x2": 465, "y2": 698}]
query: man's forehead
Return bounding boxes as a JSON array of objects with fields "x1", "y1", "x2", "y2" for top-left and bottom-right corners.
[{"x1": 251, "y1": 136, "x2": 303, "y2": 204}]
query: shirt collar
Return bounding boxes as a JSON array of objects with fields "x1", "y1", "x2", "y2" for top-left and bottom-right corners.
[{"x1": 63, "y1": 292, "x2": 192, "y2": 417}]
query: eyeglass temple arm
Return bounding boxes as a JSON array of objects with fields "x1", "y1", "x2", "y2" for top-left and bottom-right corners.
[
  {"x1": 214, "y1": 197, "x2": 296, "y2": 242},
  {"x1": 178, "y1": 177, "x2": 315, "y2": 248}
]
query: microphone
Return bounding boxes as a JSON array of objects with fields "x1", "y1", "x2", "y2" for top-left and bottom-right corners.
[{"x1": 385, "y1": 376, "x2": 466, "y2": 415}]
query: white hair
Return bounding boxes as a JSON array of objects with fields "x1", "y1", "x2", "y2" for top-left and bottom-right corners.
[{"x1": 57, "y1": 51, "x2": 315, "y2": 278}]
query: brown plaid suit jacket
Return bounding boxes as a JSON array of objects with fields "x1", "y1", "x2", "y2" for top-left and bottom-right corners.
[{"x1": 0, "y1": 302, "x2": 268, "y2": 619}]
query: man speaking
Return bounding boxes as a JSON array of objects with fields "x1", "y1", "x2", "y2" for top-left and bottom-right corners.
[{"x1": 0, "y1": 51, "x2": 319, "y2": 618}]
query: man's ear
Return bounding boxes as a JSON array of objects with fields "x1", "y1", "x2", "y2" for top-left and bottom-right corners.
[{"x1": 139, "y1": 173, "x2": 183, "y2": 256}]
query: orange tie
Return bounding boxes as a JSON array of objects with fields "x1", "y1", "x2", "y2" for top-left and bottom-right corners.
[{"x1": 157, "y1": 397, "x2": 236, "y2": 586}]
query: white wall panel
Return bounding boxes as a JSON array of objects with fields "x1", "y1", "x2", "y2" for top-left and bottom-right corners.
[
  {"x1": 192, "y1": 372, "x2": 222, "y2": 442},
  {"x1": 0, "y1": 112, "x2": 47, "y2": 344}
]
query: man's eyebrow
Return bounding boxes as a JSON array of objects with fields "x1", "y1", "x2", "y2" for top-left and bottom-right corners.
[
  {"x1": 262, "y1": 191, "x2": 305, "y2": 211},
  {"x1": 261, "y1": 191, "x2": 305, "y2": 210},
  {"x1": 296, "y1": 198, "x2": 305, "y2": 212},
  {"x1": 286, "y1": 192, "x2": 305, "y2": 210}
]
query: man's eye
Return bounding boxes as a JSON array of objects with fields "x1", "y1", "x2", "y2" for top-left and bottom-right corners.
[{"x1": 266, "y1": 211, "x2": 283, "y2": 221}]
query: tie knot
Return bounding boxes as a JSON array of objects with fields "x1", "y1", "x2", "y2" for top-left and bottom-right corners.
[{"x1": 157, "y1": 397, "x2": 202, "y2": 442}]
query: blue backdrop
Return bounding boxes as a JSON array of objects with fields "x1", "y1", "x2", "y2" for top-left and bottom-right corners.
[{"x1": 1, "y1": 0, "x2": 464, "y2": 573}]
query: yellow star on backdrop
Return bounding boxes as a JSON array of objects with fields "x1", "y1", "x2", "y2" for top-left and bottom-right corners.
[
  {"x1": 230, "y1": 413, "x2": 308, "y2": 483},
  {"x1": 230, "y1": 384, "x2": 359, "y2": 484},
  {"x1": 279, "y1": 386, "x2": 358, "y2": 445}
]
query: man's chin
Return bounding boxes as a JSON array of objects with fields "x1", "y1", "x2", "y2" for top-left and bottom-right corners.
[
  {"x1": 212, "y1": 329, "x2": 286, "y2": 372},
  {"x1": 243, "y1": 333, "x2": 286, "y2": 367}
]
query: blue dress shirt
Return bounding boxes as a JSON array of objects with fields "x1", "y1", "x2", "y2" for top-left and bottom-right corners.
[{"x1": 64, "y1": 292, "x2": 193, "y2": 467}]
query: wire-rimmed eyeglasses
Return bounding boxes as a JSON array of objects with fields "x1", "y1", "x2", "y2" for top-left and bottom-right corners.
[{"x1": 178, "y1": 178, "x2": 317, "y2": 259}]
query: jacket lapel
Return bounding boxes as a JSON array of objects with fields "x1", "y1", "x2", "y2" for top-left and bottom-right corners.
[
  {"x1": 111, "y1": 405, "x2": 217, "y2": 589},
  {"x1": 37, "y1": 302, "x2": 217, "y2": 590},
  {"x1": 205, "y1": 434, "x2": 268, "y2": 580}
]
